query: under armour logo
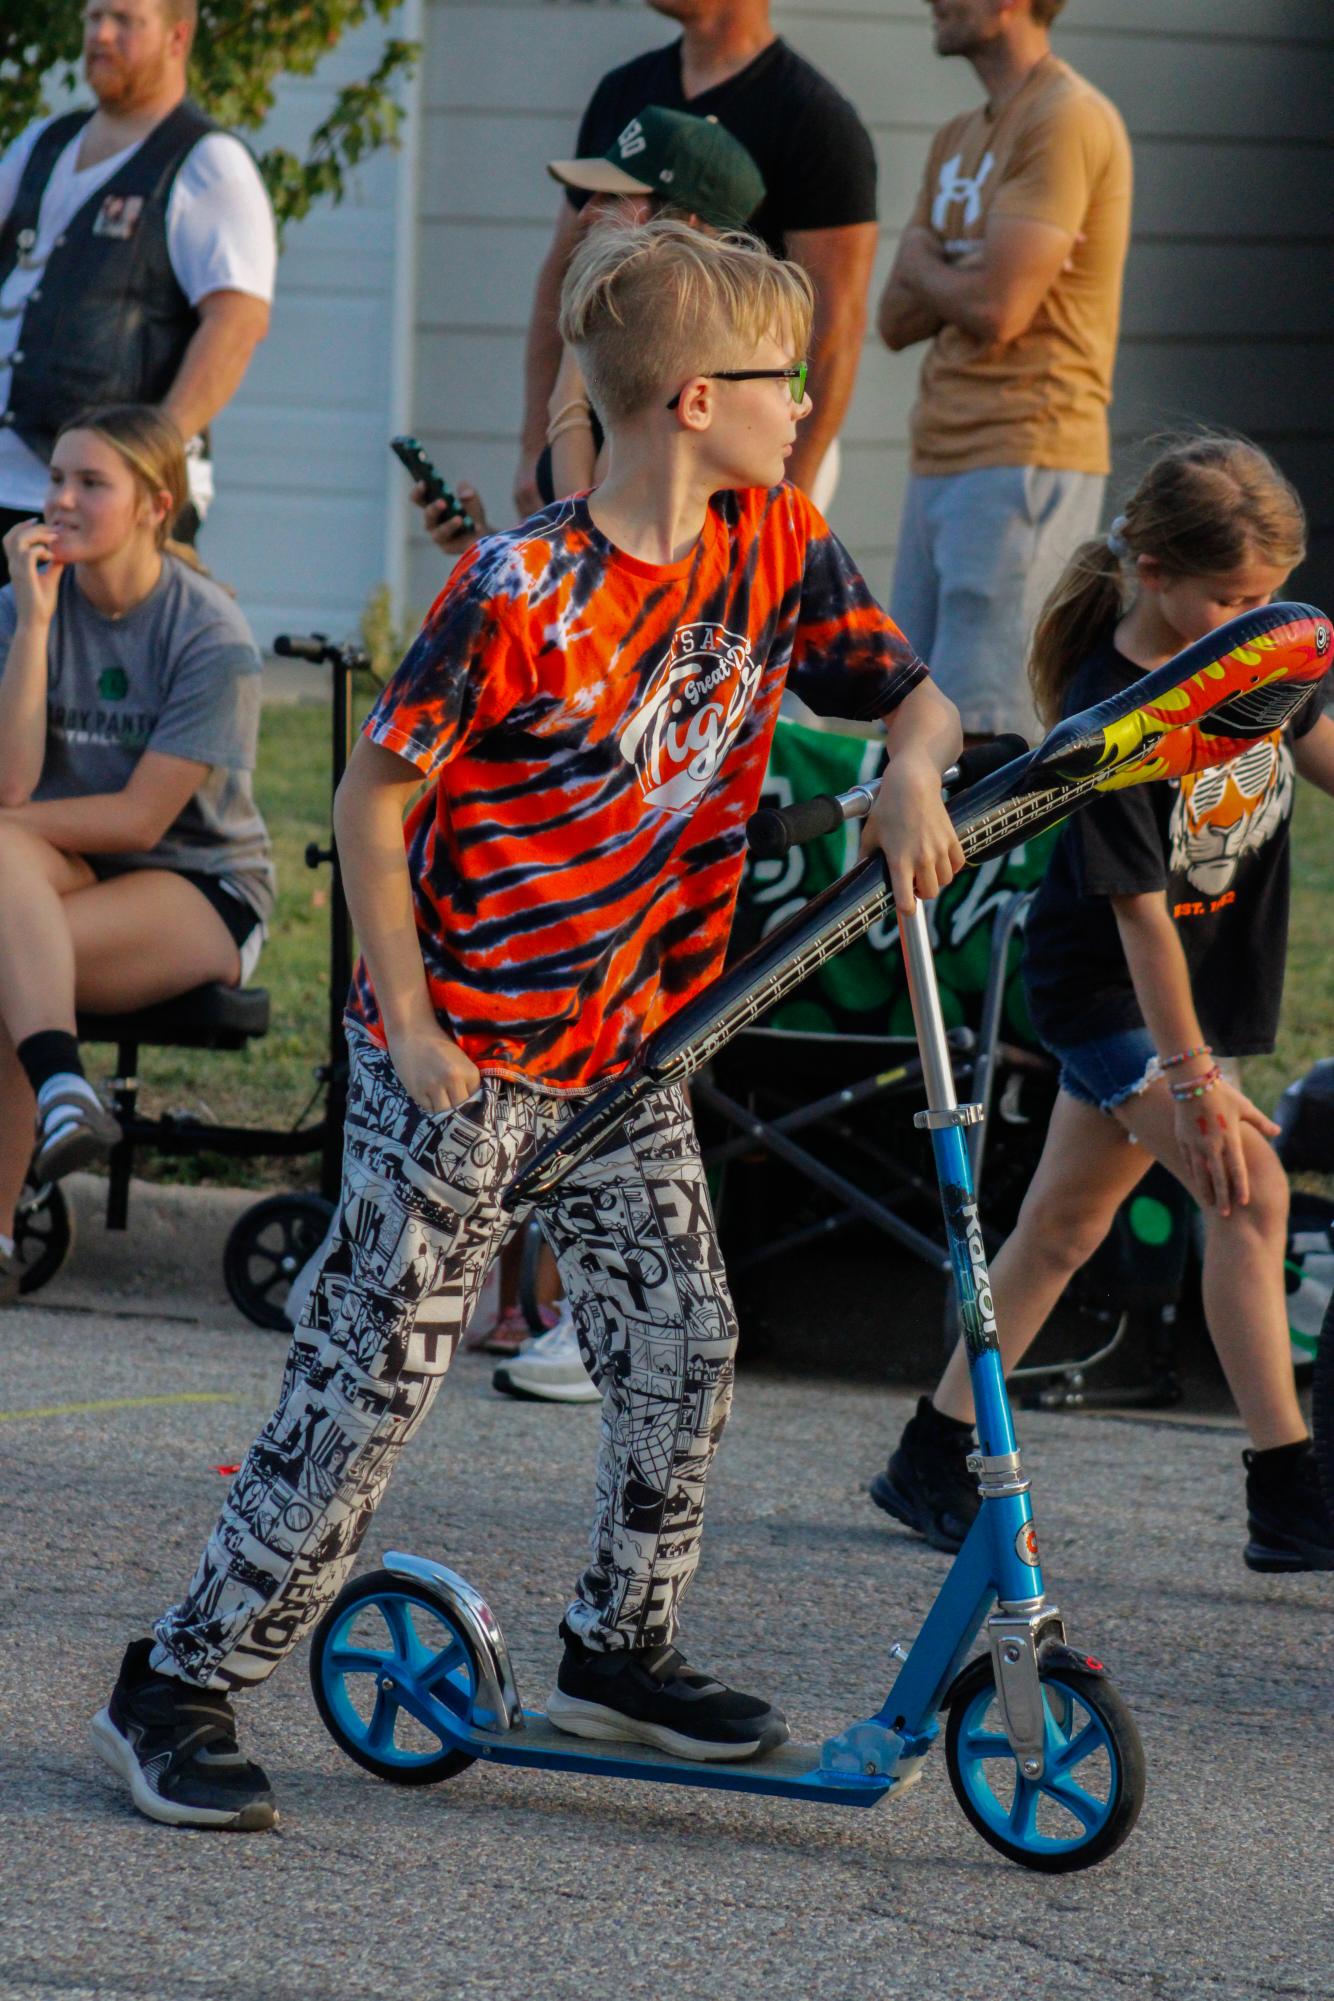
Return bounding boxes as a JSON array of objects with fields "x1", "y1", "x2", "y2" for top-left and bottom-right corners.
[
  {"x1": 931, "y1": 150, "x2": 994, "y2": 231},
  {"x1": 617, "y1": 118, "x2": 647, "y2": 160}
]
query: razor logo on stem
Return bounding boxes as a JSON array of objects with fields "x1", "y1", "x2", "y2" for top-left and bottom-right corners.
[{"x1": 959, "y1": 1198, "x2": 997, "y2": 1338}]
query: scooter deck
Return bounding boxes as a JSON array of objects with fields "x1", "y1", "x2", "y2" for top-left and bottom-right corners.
[{"x1": 457, "y1": 1711, "x2": 903, "y2": 1808}]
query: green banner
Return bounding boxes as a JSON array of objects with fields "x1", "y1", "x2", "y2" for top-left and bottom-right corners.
[{"x1": 732, "y1": 717, "x2": 1057, "y2": 1046}]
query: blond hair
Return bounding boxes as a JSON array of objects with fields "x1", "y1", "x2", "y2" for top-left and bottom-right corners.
[
  {"x1": 55, "y1": 403, "x2": 206, "y2": 572},
  {"x1": 558, "y1": 215, "x2": 814, "y2": 425},
  {"x1": 1029, "y1": 435, "x2": 1307, "y2": 729}
]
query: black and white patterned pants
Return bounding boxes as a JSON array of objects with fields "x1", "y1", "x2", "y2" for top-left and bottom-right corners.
[{"x1": 152, "y1": 1031, "x2": 738, "y2": 1691}]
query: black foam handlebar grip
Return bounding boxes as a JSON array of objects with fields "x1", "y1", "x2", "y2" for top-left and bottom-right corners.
[
  {"x1": 274, "y1": 633, "x2": 328, "y2": 662},
  {"x1": 747, "y1": 791, "x2": 846, "y2": 859},
  {"x1": 950, "y1": 732, "x2": 1030, "y2": 791}
]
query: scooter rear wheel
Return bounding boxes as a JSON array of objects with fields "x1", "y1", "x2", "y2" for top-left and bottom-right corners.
[
  {"x1": 310, "y1": 1570, "x2": 479, "y2": 1785},
  {"x1": 945, "y1": 1655, "x2": 1145, "y2": 1872}
]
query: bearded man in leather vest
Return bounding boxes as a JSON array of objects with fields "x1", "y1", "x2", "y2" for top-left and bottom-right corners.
[{"x1": 0, "y1": 0, "x2": 276, "y2": 579}]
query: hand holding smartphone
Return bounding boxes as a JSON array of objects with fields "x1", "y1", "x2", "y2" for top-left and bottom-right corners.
[{"x1": 390, "y1": 435, "x2": 475, "y2": 536}]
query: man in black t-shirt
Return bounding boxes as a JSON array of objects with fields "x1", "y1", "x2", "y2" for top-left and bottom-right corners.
[{"x1": 514, "y1": 0, "x2": 878, "y2": 516}]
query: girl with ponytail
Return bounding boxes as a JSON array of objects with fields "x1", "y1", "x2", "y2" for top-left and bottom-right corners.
[
  {"x1": 871, "y1": 434, "x2": 1334, "y2": 1574},
  {"x1": 0, "y1": 405, "x2": 274, "y2": 1288}
]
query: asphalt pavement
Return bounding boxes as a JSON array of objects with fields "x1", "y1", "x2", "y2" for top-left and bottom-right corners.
[{"x1": 1, "y1": 1177, "x2": 1330, "y2": 2001}]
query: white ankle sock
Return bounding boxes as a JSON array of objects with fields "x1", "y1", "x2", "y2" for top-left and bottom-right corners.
[{"x1": 0, "y1": 1233, "x2": 14, "y2": 1259}]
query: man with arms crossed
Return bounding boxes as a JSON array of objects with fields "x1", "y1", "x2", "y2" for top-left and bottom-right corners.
[{"x1": 880, "y1": 0, "x2": 1132, "y2": 742}]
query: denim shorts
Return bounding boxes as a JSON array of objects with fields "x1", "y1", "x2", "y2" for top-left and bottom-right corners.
[{"x1": 1041, "y1": 1026, "x2": 1161, "y2": 1114}]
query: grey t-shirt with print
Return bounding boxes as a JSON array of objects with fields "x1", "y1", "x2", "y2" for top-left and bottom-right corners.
[{"x1": 0, "y1": 554, "x2": 275, "y2": 920}]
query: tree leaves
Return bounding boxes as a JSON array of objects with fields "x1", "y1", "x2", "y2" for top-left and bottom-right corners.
[{"x1": 0, "y1": 2, "x2": 420, "y2": 235}]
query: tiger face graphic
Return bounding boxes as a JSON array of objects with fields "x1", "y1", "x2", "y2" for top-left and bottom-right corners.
[{"x1": 1168, "y1": 734, "x2": 1293, "y2": 899}]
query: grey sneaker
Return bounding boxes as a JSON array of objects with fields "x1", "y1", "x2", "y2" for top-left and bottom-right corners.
[
  {"x1": 31, "y1": 1086, "x2": 122, "y2": 1185},
  {"x1": 492, "y1": 1309, "x2": 600, "y2": 1403}
]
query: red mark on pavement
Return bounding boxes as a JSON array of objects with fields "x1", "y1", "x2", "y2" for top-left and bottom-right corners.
[{"x1": 213, "y1": 1463, "x2": 241, "y2": 1476}]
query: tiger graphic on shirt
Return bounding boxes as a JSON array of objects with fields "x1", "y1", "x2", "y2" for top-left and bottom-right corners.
[{"x1": 1168, "y1": 734, "x2": 1293, "y2": 901}]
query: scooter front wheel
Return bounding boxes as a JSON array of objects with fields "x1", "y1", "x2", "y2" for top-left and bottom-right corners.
[
  {"x1": 310, "y1": 1569, "x2": 479, "y2": 1785},
  {"x1": 945, "y1": 1655, "x2": 1145, "y2": 1872}
]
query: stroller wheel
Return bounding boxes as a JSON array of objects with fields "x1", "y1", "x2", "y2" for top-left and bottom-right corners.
[
  {"x1": 15, "y1": 1179, "x2": 74, "y2": 1297},
  {"x1": 224, "y1": 1192, "x2": 333, "y2": 1330}
]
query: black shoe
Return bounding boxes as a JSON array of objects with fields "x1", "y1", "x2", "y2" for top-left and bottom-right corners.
[
  {"x1": 0, "y1": 1241, "x2": 18, "y2": 1306},
  {"x1": 32, "y1": 1087, "x2": 122, "y2": 1185},
  {"x1": 870, "y1": 1395, "x2": 980, "y2": 1554},
  {"x1": 1243, "y1": 1442, "x2": 1334, "y2": 1573},
  {"x1": 547, "y1": 1622, "x2": 789, "y2": 1763},
  {"x1": 91, "y1": 1639, "x2": 277, "y2": 1830}
]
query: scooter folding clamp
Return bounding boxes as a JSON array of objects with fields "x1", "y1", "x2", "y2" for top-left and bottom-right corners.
[
  {"x1": 913, "y1": 1102, "x2": 985, "y2": 1130},
  {"x1": 986, "y1": 1606, "x2": 1066, "y2": 1782},
  {"x1": 965, "y1": 1447, "x2": 1030, "y2": 1500}
]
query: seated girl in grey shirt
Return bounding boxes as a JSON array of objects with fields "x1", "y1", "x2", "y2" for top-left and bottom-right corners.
[{"x1": 0, "y1": 403, "x2": 275, "y2": 1283}]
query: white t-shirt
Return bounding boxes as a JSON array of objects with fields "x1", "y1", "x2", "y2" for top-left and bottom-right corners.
[{"x1": 0, "y1": 111, "x2": 276, "y2": 514}]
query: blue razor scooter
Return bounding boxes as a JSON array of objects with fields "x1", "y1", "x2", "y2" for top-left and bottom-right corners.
[
  {"x1": 304, "y1": 602, "x2": 1331, "y2": 1867},
  {"x1": 306, "y1": 761, "x2": 1148, "y2": 1872}
]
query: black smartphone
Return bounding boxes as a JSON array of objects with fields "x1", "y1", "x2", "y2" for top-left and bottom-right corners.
[{"x1": 390, "y1": 434, "x2": 474, "y2": 535}]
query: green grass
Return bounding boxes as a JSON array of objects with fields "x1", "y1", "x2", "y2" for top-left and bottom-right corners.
[
  {"x1": 1243, "y1": 781, "x2": 1334, "y2": 1117},
  {"x1": 97, "y1": 704, "x2": 1334, "y2": 1187}
]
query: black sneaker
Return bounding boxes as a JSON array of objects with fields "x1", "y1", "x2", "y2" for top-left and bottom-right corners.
[
  {"x1": 869, "y1": 1395, "x2": 980, "y2": 1554},
  {"x1": 0, "y1": 1241, "x2": 18, "y2": 1306},
  {"x1": 1244, "y1": 1442, "x2": 1334, "y2": 1573},
  {"x1": 32, "y1": 1086, "x2": 122, "y2": 1185},
  {"x1": 547, "y1": 1622, "x2": 789, "y2": 1763},
  {"x1": 90, "y1": 1639, "x2": 277, "y2": 1830}
]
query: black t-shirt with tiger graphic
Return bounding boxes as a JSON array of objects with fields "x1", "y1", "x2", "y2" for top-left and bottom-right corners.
[{"x1": 1023, "y1": 628, "x2": 1326, "y2": 1057}]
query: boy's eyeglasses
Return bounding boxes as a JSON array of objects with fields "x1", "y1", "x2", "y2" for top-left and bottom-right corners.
[{"x1": 666, "y1": 362, "x2": 808, "y2": 412}]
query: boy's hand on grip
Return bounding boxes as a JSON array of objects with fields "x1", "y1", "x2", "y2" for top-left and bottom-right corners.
[
  {"x1": 860, "y1": 753, "x2": 966, "y2": 914},
  {"x1": 387, "y1": 1024, "x2": 482, "y2": 1115}
]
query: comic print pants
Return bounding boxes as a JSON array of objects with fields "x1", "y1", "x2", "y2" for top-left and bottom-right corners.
[{"x1": 152, "y1": 1030, "x2": 738, "y2": 1691}]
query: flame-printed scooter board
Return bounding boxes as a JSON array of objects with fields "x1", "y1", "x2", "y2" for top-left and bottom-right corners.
[{"x1": 306, "y1": 603, "x2": 1328, "y2": 1871}]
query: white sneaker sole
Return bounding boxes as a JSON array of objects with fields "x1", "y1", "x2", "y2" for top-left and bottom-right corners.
[
  {"x1": 90, "y1": 1708, "x2": 276, "y2": 1830},
  {"x1": 491, "y1": 1368, "x2": 600, "y2": 1403},
  {"x1": 545, "y1": 1689, "x2": 785, "y2": 1763}
]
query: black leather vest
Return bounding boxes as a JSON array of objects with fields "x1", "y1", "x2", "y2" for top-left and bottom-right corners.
[{"x1": 0, "y1": 99, "x2": 218, "y2": 460}]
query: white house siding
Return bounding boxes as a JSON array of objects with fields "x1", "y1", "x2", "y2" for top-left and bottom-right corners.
[
  {"x1": 404, "y1": 0, "x2": 1333, "y2": 630},
  {"x1": 203, "y1": 17, "x2": 412, "y2": 649}
]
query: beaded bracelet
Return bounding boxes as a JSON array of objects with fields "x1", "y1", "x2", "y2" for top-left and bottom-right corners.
[
  {"x1": 1170, "y1": 1065, "x2": 1222, "y2": 1101},
  {"x1": 1160, "y1": 1045, "x2": 1212, "y2": 1072}
]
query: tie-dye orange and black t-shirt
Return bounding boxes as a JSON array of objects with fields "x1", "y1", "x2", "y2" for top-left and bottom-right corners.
[{"x1": 348, "y1": 483, "x2": 927, "y2": 1092}]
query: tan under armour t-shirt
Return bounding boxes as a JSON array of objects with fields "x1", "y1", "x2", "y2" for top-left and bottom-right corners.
[{"x1": 907, "y1": 56, "x2": 1132, "y2": 477}]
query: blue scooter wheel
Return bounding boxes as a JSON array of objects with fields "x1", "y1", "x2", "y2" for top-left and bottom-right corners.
[
  {"x1": 310, "y1": 1569, "x2": 480, "y2": 1785},
  {"x1": 945, "y1": 1656, "x2": 1145, "y2": 1872}
]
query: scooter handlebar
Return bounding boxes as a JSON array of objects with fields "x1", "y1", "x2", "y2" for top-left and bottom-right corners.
[{"x1": 745, "y1": 732, "x2": 1030, "y2": 860}]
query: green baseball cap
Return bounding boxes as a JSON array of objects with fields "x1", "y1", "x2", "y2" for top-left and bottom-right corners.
[{"x1": 548, "y1": 105, "x2": 766, "y2": 232}]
